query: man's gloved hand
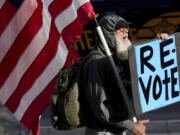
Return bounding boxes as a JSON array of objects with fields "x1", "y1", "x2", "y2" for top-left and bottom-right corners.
[{"x1": 132, "y1": 119, "x2": 149, "y2": 135}]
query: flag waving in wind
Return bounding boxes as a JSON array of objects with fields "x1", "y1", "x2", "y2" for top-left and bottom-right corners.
[{"x1": 0, "y1": 0, "x2": 95, "y2": 134}]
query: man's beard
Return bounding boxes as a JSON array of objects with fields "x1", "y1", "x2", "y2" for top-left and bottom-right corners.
[{"x1": 115, "y1": 35, "x2": 132, "y2": 60}]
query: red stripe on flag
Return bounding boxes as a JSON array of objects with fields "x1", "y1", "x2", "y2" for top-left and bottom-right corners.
[
  {"x1": 31, "y1": 117, "x2": 40, "y2": 135},
  {"x1": 61, "y1": 1, "x2": 95, "y2": 67},
  {"x1": 0, "y1": 0, "x2": 43, "y2": 88},
  {"x1": 48, "y1": 0, "x2": 72, "y2": 19},
  {"x1": 0, "y1": 1, "x2": 16, "y2": 36},
  {"x1": 6, "y1": 22, "x2": 60, "y2": 112},
  {"x1": 64, "y1": 50, "x2": 80, "y2": 67},
  {"x1": 62, "y1": 1, "x2": 95, "y2": 50},
  {"x1": 21, "y1": 77, "x2": 56, "y2": 130}
]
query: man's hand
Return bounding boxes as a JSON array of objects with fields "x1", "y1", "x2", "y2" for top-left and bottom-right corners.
[
  {"x1": 132, "y1": 119, "x2": 149, "y2": 135},
  {"x1": 156, "y1": 33, "x2": 169, "y2": 40}
]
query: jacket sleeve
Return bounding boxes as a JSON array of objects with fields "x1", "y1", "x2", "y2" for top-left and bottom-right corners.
[{"x1": 83, "y1": 55, "x2": 135, "y2": 131}]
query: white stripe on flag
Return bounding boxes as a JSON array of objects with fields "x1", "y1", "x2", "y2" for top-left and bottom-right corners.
[
  {"x1": 0, "y1": 0, "x2": 37, "y2": 63},
  {"x1": 42, "y1": 0, "x2": 54, "y2": 8},
  {"x1": 14, "y1": 38, "x2": 68, "y2": 120},
  {"x1": 0, "y1": 0, "x2": 5, "y2": 10},
  {"x1": 55, "y1": 0, "x2": 88, "y2": 33},
  {"x1": 0, "y1": 6, "x2": 51, "y2": 104}
]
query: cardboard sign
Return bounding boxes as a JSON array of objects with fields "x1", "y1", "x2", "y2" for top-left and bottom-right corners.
[{"x1": 129, "y1": 33, "x2": 180, "y2": 114}]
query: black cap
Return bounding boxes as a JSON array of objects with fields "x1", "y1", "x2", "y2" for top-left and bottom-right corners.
[{"x1": 115, "y1": 19, "x2": 131, "y2": 30}]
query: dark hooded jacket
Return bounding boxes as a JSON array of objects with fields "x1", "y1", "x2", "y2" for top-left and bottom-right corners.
[{"x1": 79, "y1": 15, "x2": 134, "y2": 133}]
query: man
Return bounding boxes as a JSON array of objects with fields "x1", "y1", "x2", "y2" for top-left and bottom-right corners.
[{"x1": 79, "y1": 14, "x2": 168, "y2": 135}]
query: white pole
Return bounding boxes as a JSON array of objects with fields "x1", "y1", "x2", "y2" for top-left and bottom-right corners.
[{"x1": 96, "y1": 26, "x2": 112, "y2": 56}]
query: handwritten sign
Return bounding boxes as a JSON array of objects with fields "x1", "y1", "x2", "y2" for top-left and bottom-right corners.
[{"x1": 129, "y1": 33, "x2": 180, "y2": 114}]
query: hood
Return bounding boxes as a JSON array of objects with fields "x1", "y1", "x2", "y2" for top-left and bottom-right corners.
[{"x1": 96, "y1": 15, "x2": 129, "y2": 54}]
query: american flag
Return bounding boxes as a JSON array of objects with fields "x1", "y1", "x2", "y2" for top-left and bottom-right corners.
[{"x1": 0, "y1": 0, "x2": 95, "y2": 134}]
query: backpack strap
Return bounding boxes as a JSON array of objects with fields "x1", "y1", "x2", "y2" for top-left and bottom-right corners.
[
  {"x1": 82, "y1": 51, "x2": 105, "y2": 64},
  {"x1": 71, "y1": 51, "x2": 105, "y2": 66},
  {"x1": 77, "y1": 51, "x2": 105, "y2": 80}
]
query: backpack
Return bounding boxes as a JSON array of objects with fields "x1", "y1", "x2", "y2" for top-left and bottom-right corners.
[{"x1": 50, "y1": 51, "x2": 104, "y2": 130}]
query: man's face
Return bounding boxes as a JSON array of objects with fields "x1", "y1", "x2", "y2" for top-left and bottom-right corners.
[
  {"x1": 115, "y1": 28, "x2": 129, "y2": 44},
  {"x1": 115, "y1": 27, "x2": 132, "y2": 60}
]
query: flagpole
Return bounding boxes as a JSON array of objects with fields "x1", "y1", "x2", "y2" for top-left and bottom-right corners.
[{"x1": 93, "y1": 17, "x2": 137, "y2": 123}]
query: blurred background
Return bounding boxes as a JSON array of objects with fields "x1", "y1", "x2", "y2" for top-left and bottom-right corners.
[{"x1": 74, "y1": 0, "x2": 180, "y2": 57}]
